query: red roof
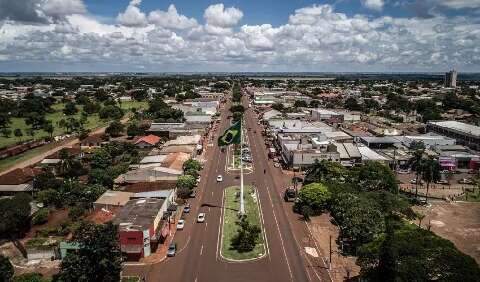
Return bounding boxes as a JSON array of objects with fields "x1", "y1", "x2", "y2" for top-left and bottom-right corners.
[
  {"x1": 0, "y1": 167, "x2": 42, "y2": 185},
  {"x1": 135, "y1": 135, "x2": 160, "y2": 146}
]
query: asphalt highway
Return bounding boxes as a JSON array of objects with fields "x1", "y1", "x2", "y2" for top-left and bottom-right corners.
[{"x1": 123, "y1": 94, "x2": 331, "y2": 282}]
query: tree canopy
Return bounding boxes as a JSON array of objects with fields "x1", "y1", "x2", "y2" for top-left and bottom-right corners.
[{"x1": 295, "y1": 183, "x2": 331, "y2": 214}]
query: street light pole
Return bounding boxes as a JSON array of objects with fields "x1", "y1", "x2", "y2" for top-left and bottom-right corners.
[{"x1": 240, "y1": 117, "x2": 245, "y2": 215}]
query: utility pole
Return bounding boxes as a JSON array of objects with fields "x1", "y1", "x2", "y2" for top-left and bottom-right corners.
[{"x1": 329, "y1": 235, "x2": 333, "y2": 270}]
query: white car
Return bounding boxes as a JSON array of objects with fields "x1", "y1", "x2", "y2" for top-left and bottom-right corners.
[
  {"x1": 274, "y1": 162, "x2": 281, "y2": 168},
  {"x1": 197, "y1": 213, "x2": 205, "y2": 223},
  {"x1": 176, "y1": 219, "x2": 185, "y2": 230},
  {"x1": 217, "y1": 175, "x2": 223, "y2": 182}
]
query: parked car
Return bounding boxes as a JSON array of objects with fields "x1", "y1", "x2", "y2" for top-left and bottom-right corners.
[
  {"x1": 189, "y1": 190, "x2": 196, "y2": 198},
  {"x1": 183, "y1": 204, "x2": 191, "y2": 213},
  {"x1": 217, "y1": 175, "x2": 223, "y2": 182},
  {"x1": 274, "y1": 162, "x2": 281, "y2": 168},
  {"x1": 167, "y1": 243, "x2": 177, "y2": 257},
  {"x1": 459, "y1": 178, "x2": 473, "y2": 184},
  {"x1": 436, "y1": 179, "x2": 449, "y2": 185},
  {"x1": 197, "y1": 213, "x2": 206, "y2": 223},
  {"x1": 410, "y1": 179, "x2": 423, "y2": 184},
  {"x1": 176, "y1": 219, "x2": 185, "y2": 230},
  {"x1": 196, "y1": 176, "x2": 201, "y2": 184}
]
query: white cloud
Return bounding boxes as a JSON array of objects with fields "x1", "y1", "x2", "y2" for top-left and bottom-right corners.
[
  {"x1": 361, "y1": 0, "x2": 385, "y2": 11},
  {"x1": 41, "y1": 0, "x2": 86, "y2": 19},
  {"x1": 1, "y1": 3, "x2": 480, "y2": 72},
  {"x1": 148, "y1": 4, "x2": 198, "y2": 30},
  {"x1": 437, "y1": 0, "x2": 480, "y2": 9},
  {"x1": 204, "y1": 3, "x2": 243, "y2": 28},
  {"x1": 116, "y1": 0, "x2": 147, "y2": 27}
]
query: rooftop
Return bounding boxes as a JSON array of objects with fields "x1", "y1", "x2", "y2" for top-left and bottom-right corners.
[
  {"x1": 113, "y1": 198, "x2": 165, "y2": 231},
  {"x1": 135, "y1": 135, "x2": 161, "y2": 146},
  {"x1": 94, "y1": 190, "x2": 134, "y2": 206},
  {"x1": 428, "y1": 121, "x2": 480, "y2": 137}
]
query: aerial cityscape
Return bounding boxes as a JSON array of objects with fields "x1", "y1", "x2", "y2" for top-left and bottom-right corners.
[{"x1": 0, "y1": 1, "x2": 480, "y2": 282}]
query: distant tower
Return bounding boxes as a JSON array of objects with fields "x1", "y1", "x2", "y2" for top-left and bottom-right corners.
[{"x1": 444, "y1": 69, "x2": 457, "y2": 88}]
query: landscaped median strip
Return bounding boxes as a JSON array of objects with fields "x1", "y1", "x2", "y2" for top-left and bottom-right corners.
[{"x1": 220, "y1": 186, "x2": 267, "y2": 261}]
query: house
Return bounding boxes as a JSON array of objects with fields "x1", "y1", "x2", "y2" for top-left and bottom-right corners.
[
  {"x1": 93, "y1": 190, "x2": 134, "y2": 211},
  {"x1": 40, "y1": 147, "x2": 83, "y2": 166},
  {"x1": 0, "y1": 168, "x2": 41, "y2": 196},
  {"x1": 80, "y1": 134, "x2": 106, "y2": 153},
  {"x1": 113, "y1": 198, "x2": 171, "y2": 260},
  {"x1": 135, "y1": 135, "x2": 161, "y2": 149},
  {"x1": 114, "y1": 167, "x2": 182, "y2": 184}
]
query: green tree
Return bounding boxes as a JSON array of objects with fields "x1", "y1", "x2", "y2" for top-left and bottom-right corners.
[
  {"x1": 0, "y1": 128, "x2": 12, "y2": 138},
  {"x1": 294, "y1": 100, "x2": 308, "y2": 108},
  {"x1": 304, "y1": 159, "x2": 349, "y2": 185},
  {"x1": 177, "y1": 175, "x2": 196, "y2": 191},
  {"x1": 63, "y1": 102, "x2": 78, "y2": 115},
  {"x1": 183, "y1": 159, "x2": 202, "y2": 179},
  {"x1": 231, "y1": 217, "x2": 261, "y2": 253},
  {"x1": 105, "y1": 120, "x2": 125, "y2": 137},
  {"x1": 419, "y1": 157, "x2": 441, "y2": 203},
  {"x1": 295, "y1": 183, "x2": 331, "y2": 214},
  {"x1": 271, "y1": 103, "x2": 284, "y2": 112},
  {"x1": 43, "y1": 122, "x2": 54, "y2": 139},
  {"x1": 14, "y1": 128, "x2": 23, "y2": 141},
  {"x1": 13, "y1": 272, "x2": 48, "y2": 282},
  {"x1": 126, "y1": 123, "x2": 142, "y2": 138},
  {"x1": 32, "y1": 208, "x2": 49, "y2": 225},
  {"x1": 90, "y1": 148, "x2": 112, "y2": 169},
  {"x1": 37, "y1": 189, "x2": 63, "y2": 208},
  {"x1": 357, "y1": 223, "x2": 480, "y2": 281},
  {"x1": 55, "y1": 222, "x2": 122, "y2": 282},
  {"x1": 352, "y1": 161, "x2": 398, "y2": 193},
  {"x1": 344, "y1": 97, "x2": 362, "y2": 111},
  {"x1": 0, "y1": 193, "x2": 32, "y2": 238},
  {"x1": 0, "y1": 254, "x2": 13, "y2": 282}
]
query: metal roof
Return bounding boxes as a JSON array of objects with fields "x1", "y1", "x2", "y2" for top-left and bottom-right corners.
[{"x1": 429, "y1": 121, "x2": 480, "y2": 137}]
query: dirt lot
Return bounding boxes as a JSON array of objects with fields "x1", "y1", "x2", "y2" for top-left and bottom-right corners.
[
  {"x1": 413, "y1": 201, "x2": 480, "y2": 264},
  {"x1": 308, "y1": 213, "x2": 360, "y2": 282}
]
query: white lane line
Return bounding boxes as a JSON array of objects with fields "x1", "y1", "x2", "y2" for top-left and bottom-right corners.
[
  {"x1": 200, "y1": 244, "x2": 204, "y2": 256},
  {"x1": 265, "y1": 185, "x2": 294, "y2": 282},
  {"x1": 216, "y1": 188, "x2": 226, "y2": 261},
  {"x1": 194, "y1": 277, "x2": 198, "y2": 282}
]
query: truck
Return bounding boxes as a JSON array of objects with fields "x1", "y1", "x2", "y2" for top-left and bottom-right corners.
[{"x1": 284, "y1": 187, "x2": 297, "y2": 202}]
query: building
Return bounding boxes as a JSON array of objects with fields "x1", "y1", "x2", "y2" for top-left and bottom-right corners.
[
  {"x1": 80, "y1": 134, "x2": 106, "y2": 153},
  {"x1": 135, "y1": 135, "x2": 161, "y2": 149},
  {"x1": 396, "y1": 133, "x2": 455, "y2": 149},
  {"x1": 93, "y1": 190, "x2": 134, "y2": 211},
  {"x1": 113, "y1": 198, "x2": 170, "y2": 260},
  {"x1": 0, "y1": 168, "x2": 41, "y2": 196},
  {"x1": 427, "y1": 121, "x2": 480, "y2": 150},
  {"x1": 444, "y1": 69, "x2": 457, "y2": 88}
]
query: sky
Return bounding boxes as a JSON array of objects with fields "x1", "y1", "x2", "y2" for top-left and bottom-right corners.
[{"x1": 0, "y1": 0, "x2": 479, "y2": 72}]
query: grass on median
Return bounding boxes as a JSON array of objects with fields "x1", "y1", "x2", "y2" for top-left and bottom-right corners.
[{"x1": 221, "y1": 186, "x2": 265, "y2": 260}]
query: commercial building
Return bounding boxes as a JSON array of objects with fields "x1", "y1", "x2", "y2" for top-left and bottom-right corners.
[
  {"x1": 444, "y1": 69, "x2": 457, "y2": 88},
  {"x1": 113, "y1": 198, "x2": 171, "y2": 260},
  {"x1": 427, "y1": 121, "x2": 480, "y2": 150}
]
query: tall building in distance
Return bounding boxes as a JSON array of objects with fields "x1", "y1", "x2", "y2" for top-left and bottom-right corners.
[{"x1": 444, "y1": 69, "x2": 457, "y2": 88}]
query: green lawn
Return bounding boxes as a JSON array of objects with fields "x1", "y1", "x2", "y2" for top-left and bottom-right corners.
[
  {"x1": 221, "y1": 186, "x2": 265, "y2": 260},
  {"x1": 0, "y1": 101, "x2": 147, "y2": 149},
  {"x1": 458, "y1": 188, "x2": 480, "y2": 202}
]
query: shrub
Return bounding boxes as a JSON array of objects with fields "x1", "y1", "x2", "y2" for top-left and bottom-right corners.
[{"x1": 32, "y1": 208, "x2": 49, "y2": 225}]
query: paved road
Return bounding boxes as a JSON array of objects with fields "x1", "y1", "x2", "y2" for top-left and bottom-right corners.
[{"x1": 123, "y1": 93, "x2": 330, "y2": 281}]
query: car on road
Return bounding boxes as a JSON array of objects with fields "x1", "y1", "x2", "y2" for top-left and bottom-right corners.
[
  {"x1": 189, "y1": 190, "x2": 196, "y2": 198},
  {"x1": 436, "y1": 179, "x2": 449, "y2": 185},
  {"x1": 183, "y1": 204, "x2": 191, "y2": 213},
  {"x1": 167, "y1": 243, "x2": 177, "y2": 257},
  {"x1": 176, "y1": 219, "x2": 185, "y2": 230},
  {"x1": 274, "y1": 162, "x2": 281, "y2": 168},
  {"x1": 217, "y1": 175, "x2": 223, "y2": 182},
  {"x1": 196, "y1": 176, "x2": 201, "y2": 184},
  {"x1": 197, "y1": 213, "x2": 206, "y2": 223}
]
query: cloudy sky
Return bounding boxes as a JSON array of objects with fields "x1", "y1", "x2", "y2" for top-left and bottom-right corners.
[{"x1": 0, "y1": 0, "x2": 479, "y2": 72}]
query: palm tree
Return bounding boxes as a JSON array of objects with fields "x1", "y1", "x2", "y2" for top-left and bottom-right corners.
[
  {"x1": 420, "y1": 157, "x2": 441, "y2": 204},
  {"x1": 410, "y1": 149, "x2": 425, "y2": 200}
]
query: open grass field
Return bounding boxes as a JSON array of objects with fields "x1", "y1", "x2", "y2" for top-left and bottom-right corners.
[
  {"x1": 0, "y1": 101, "x2": 147, "y2": 149},
  {"x1": 221, "y1": 186, "x2": 266, "y2": 260}
]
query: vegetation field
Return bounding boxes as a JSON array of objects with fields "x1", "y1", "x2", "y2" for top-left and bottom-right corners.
[
  {"x1": 0, "y1": 101, "x2": 147, "y2": 149},
  {"x1": 221, "y1": 186, "x2": 265, "y2": 260}
]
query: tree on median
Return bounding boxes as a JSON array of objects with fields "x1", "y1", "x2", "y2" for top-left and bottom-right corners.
[{"x1": 231, "y1": 217, "x2": 261, "y2": 253}]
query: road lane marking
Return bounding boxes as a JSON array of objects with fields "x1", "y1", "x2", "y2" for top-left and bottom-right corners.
[
  {"x1": 266, "y1": 185, "x2": 294, "y2": 281},
  {"x1": 216, "y1": 189, "x2": 226, "y2": 261},
  {"x1": 200, "y1": 244, "x2": 204, "y2": 256}
]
